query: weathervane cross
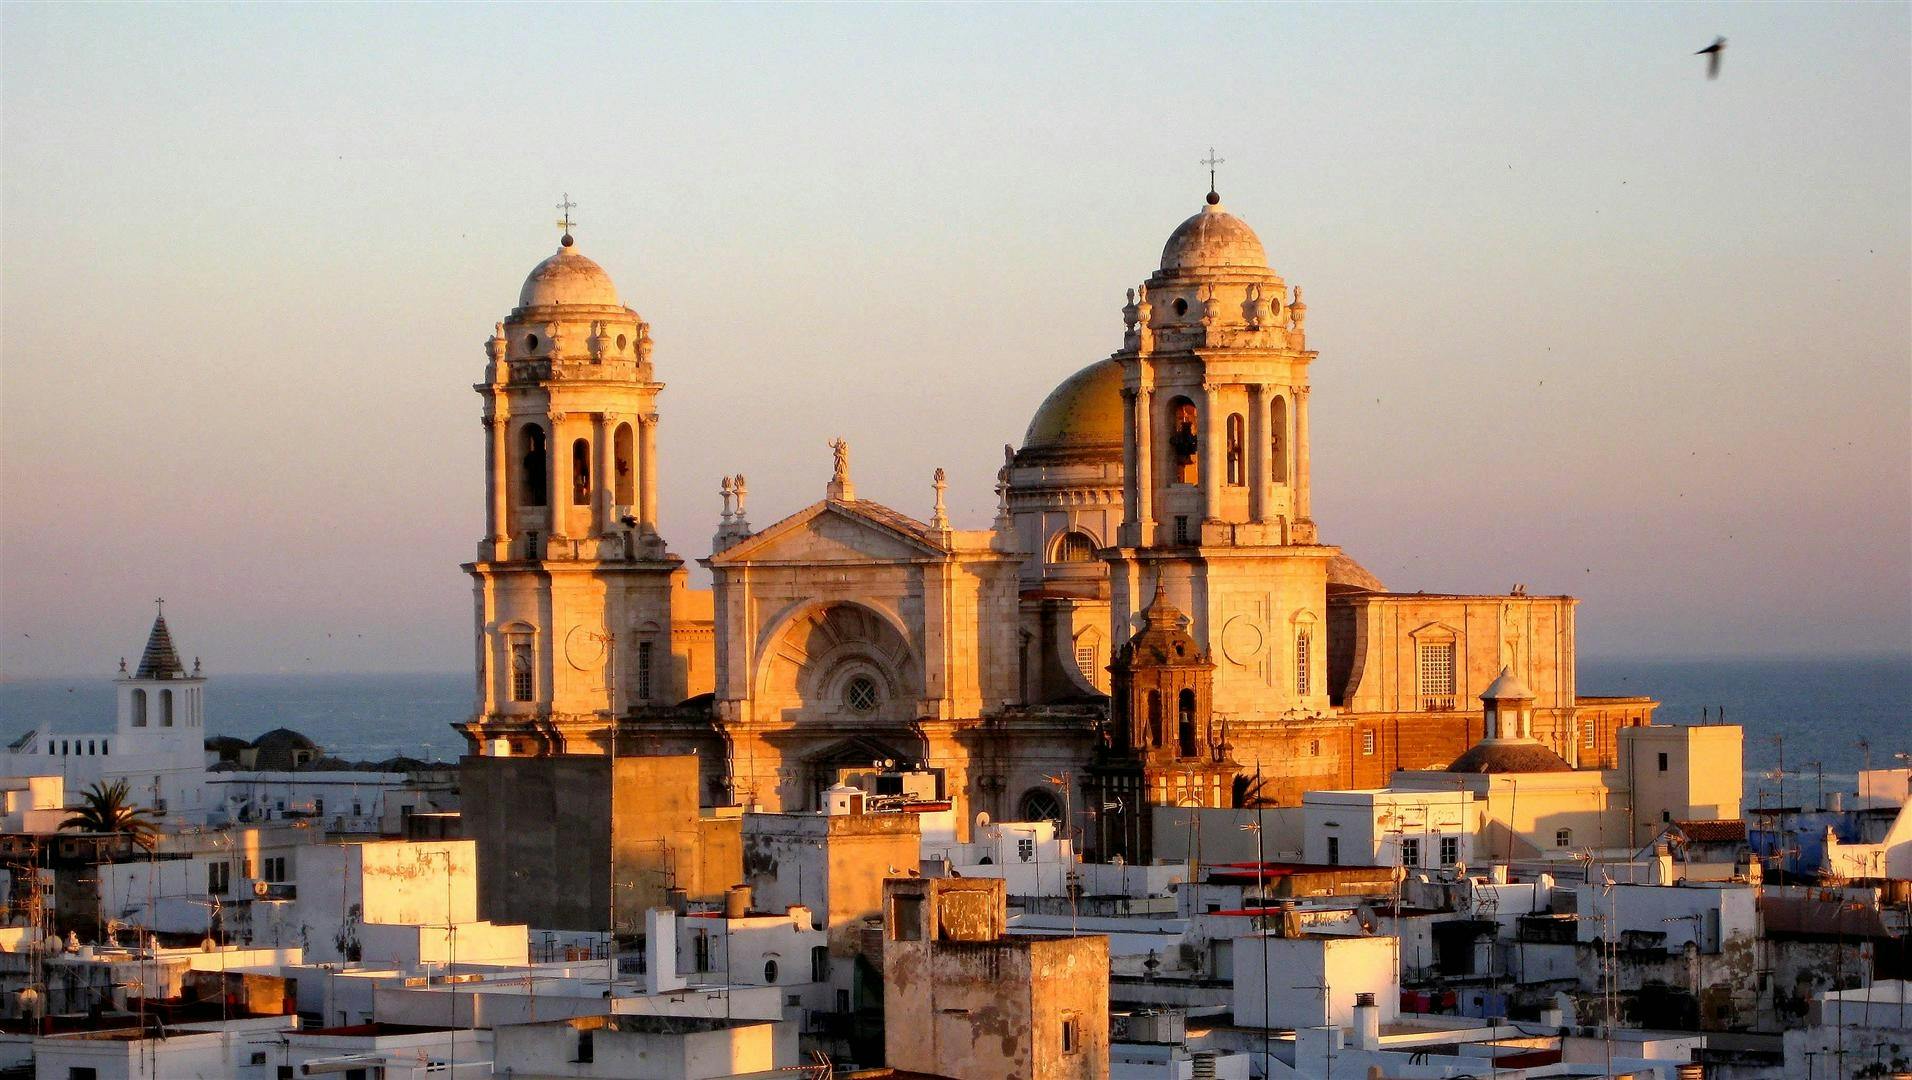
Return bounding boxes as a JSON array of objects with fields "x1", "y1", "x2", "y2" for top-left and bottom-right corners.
[
  {"x1": 1201, "y1": 148, "x2": 1225, "y2": 194},
  {"x1": 555, "y1": 193, "x2": 578, "y2": 236}
]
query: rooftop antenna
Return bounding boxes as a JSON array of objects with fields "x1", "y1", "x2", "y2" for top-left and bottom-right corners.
[
  {"x1": 555, "y1": 193, "x2": 578, "y2": 247},
  {"x1": 1200, "y1": 148, "x2": 1225, "y2": 204}
]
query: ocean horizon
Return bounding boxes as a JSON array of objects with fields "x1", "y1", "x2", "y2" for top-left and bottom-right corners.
[{"x1": 3, "y1": 654, "x2": 1906, "y2": 799}]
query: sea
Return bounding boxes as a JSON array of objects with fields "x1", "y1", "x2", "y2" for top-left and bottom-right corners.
[{"x1": 0, "y1": 657, "x2": 1905, "y2": 797}]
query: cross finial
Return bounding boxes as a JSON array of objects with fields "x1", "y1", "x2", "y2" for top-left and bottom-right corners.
[
  {"x1": 555, "y1": 193, "x2": 578, "y2": 245},
  {"x1": 1201, "y1": 148, "x2": 1224, "y2": 203},
  {"x1": 154, "y1": 597, "x2": 165, "y2": 617}
]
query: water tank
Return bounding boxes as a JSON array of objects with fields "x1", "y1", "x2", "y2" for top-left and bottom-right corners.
[{"x1": 725, "y1": 884, "x2": 751, "y2": 919}]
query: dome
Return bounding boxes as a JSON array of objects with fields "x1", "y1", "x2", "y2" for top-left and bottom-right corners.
[
  {"x1": 1326, "y1": 553, "x2": 1385, "y2": 594},
  {"x1": 1447, "y1": 742, "x2": 1573, "y2": 774},
  {"x1": 518, "y1": 240, "x2": 621, "y2": 308},
  {"x1": 1160, "y1": 200, "x2": 1268, "y2": 273},
  {"x1": 1023, "y1": 359, "x2": 1124, "y2": 452}
]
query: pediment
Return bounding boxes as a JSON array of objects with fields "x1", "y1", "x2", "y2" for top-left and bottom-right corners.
[{"x1": 709, "y1": 500, "x2": 946, "y2": 567}]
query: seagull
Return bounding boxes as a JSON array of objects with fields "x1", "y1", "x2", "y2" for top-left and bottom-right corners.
[{"x1": 1696, "y1": 36, "x2": 1726, "y2": 80}]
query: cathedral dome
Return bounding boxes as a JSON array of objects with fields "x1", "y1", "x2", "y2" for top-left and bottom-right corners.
[
  {"x1": 1023, "y1": 359, "x2": 1123, "y2": 453},
  {"x1": 518, "y1": 239, "x2": 621, "y2": 308},
  {"x1": 1160, "y1": 199, "x2": 1268, "y2": 273},
  {"x1": 1446, "y1": 742, "x2": 1573, "y2": 774}
]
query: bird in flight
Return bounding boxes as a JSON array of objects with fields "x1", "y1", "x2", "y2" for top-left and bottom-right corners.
[{"x1": 1696, "y1": 36, "x2": 1726, "y2": 80}]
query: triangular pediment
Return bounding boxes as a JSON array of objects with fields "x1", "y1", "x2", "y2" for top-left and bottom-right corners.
[{"x1": 709, "y1": 499, "x2": 947, "y2": 566}]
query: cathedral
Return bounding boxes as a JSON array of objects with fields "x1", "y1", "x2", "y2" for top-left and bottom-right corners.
[{"x1": 457, "y1": 187, "x2": 1658, "y2": 860}]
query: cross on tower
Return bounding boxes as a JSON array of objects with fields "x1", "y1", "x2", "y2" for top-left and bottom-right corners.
[
  {"x1": 154, "y1": 597, "x2": 164, "y2": 617},
  {"x1": 555, "y1": 193, "x2": 578, "y2": 239},
  {"x1": 1201, "y1": 148, "x2": 1225, "y2": 196}
]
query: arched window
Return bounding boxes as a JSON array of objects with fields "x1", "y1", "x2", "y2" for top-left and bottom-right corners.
[
  {"x1": 1178, "y1": 689, "x2": 1198, "y2": 757},
  {"x1": 1295, "y1": 630, "x2": 1312, "y2": 696},
  {"x1": 1051, "y1": 531, "x2": 1096, "y2": 564},
  {"x1": 160, "y1": 689, "x2": 174, "y2": 727},
  {"x1": 1270, "y1": 396, "x2": 1288, "y2": 484},
  {"x1": 571, "y1": 438, "x2": 592, "y2": 505},
  {"x1": 131, "y1": 689, "x2": 147, "y2": 727},
  {"x1": 520, "y1": 426, "x2": 549, "y2": 507},
  {"x1": 1167, "y1": 396, "x2": 1199, "y2": 485},
  {"x1": 1226, "y1": 413, "x2": 1245, "y2": 485},
  {"x1": 614, "y1": 423, "x2": 635, "y2": 506},
  {"x1": 1019, "y1": 788, "x2": 1063, "y2": 826},
  {"x1": 1147, "y1": 690, "x2": 1164, "y2": 747}
]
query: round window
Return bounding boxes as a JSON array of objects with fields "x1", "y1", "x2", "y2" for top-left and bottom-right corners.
[
  {"x1": 763, "y1": 959, "x2": 778, "y2": 983},
  {"x1": 1172, "y1": 298, "x2": 1188, "y2": 317},
  {"x1": 616, "y1": 333, "x2": 628, "y2": 352},
  {"x1": 525, "y1": 334, "x2": 540, "y2": 352},
  {"x1": 844, "y1": 676, "x2": 879, "y2": 714}
]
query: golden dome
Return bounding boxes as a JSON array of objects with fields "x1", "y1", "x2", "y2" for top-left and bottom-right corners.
[
  {"x1": 1022, "y1": 359, "x2": 1124, "y2": 453},
  {"x1": 518, "y1": 239, "x2": 621, "y2": 308},
  {"x1": 1160, "y1": 200, "x2": 1268, "y2": 273}
]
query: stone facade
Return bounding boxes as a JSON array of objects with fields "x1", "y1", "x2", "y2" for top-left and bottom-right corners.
[{"x1": 456, "y1": 191, "x2": 1657, "y2": 856}]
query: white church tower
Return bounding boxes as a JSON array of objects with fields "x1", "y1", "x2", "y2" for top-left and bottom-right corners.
[
  {"x1": 1105, "y1": 181, "x2": 1339, "y2": 721},
  {"x1": 462, "y1": 210, "x2": 691, "y2": 756}
]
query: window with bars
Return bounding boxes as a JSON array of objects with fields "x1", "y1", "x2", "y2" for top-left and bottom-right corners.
[
  {"x1": 1439, "y1": 837, "x2": 1459, "y2": 866},
  {"x1": 1052, "y1": 531, "x2": 1096, "y2": 563},
  {"x1": 511, "y1": 642, "x2": 535, "y2": 702},
  {"x1": 1400, "y1": 837, "x2": 1420, "y2": 867},
  {"x1": 1418, "y1": 642, "x2": 1456, "y2": 711},
  {"x1": 1583, "y1": 721, "x2": 1596, "y2": 749},
  {"x1": 1075, "y1": 643, "x2": 1098, "y2": 678},
  {"x1": 1295, "y1": 632, "x2": 1312, "y2": 696},
  {"x1": 1225, "y1": 413, "x2": 1245, "y2": 485},
  {"x1": 1362, "y1": 730, "x2": 1375, "y2": 756},
  {"x1": 636, "y1": 641, "x2": 654, "y2": 701}
]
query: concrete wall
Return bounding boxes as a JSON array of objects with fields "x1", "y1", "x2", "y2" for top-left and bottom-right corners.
[
  {"x1": 742, "y1": 811, "x2": 919, "y2": 958},
  {"x1": 1232, "y1": 933, "x2": 1400, "y2": 1030},
  {"x1": 463, "y1": 754, "x2": 726, "y2": 932}
]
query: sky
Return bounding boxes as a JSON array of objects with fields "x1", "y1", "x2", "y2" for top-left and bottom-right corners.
[{"x1": 1, "y1": 3, "x2": 1907, "y2": 677}]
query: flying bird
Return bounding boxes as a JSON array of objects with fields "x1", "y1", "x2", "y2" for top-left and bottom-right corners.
[{"x1": 1696, "y1": 37, "x2": 1726, "y2": 80}]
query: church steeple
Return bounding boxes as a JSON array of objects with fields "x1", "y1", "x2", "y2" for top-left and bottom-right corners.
[{"x1": 135, "y1": 602, "x2": 185, "y2": 680}]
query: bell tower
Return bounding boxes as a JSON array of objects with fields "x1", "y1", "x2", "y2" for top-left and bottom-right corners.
[
  {"x1": 462, "y1": 215, "x2": 684, "y2": 756},
  {"x1": 1106, "y1": 186, "x2": 1338, "y2": 723}
]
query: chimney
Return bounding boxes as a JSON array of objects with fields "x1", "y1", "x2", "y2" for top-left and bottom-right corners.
[
  {"x1": 725, "y1": 884, "x2": 751, "y2": 920},
  {"x1": 643, "y1": 908, "x2": 685, "y2": 994},
  {"x1": 1352, "y1": 992, "x2": 1380, "y2": 1051}
]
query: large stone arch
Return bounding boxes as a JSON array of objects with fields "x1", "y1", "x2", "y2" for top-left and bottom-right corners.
[{"x1": 755, "y1": 601, "x2": 923, "y2": 727}]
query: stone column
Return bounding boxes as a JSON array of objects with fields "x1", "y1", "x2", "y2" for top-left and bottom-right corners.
[
  {"x1": 1246, "y1": 385, "x2": 1267, "y2": 523},
  {"x1": 484, "y1": 415, "x2": 509, "y2": 543},
  {"x1": 639, "y1": 412, "x2": 660, "y2": 530},
  {"x1": 1295, "y1": 386, "x2": 1312, "y2": 523},
  {"x1": 1133, "y1": 387, "x2": 1154, "y2": 534},
  {"x1": 594, "y1": 413, "x2": 614, "y2": 536},
  {"x1": 1120, "y1": 389, "x2": 1139, "y2": 526},
  {"x1": 548, "y1": 413, "x2": 569, "y2": 540},
  {"x1": 1199, "y1": 384, "x2": 1221, "y2": 521}
]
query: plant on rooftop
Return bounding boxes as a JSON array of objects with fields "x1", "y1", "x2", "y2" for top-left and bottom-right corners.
[{"x1": 60, "y1": 779, "x2": 160, "y2": 851}]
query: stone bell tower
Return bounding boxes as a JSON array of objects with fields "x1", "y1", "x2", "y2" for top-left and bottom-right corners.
[
  {"x1": 1105, "y1": 185, "x2": 1339, "y2": 724},
  {"x1": 461, "y1": 217, "x2": 684, "y2": 756}
]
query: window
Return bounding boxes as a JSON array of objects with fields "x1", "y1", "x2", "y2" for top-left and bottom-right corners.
[
  {"x1": 763, "y1": 959, "x2": 779, "y2": 983},
  {"x1": 1075, "y1": 642, "x2": 1099, "y2": 678},
  {"x1": 160, "y1": 689, "x2": 174, "y2": 727},
  {"x1": 1555, "y1": 828, "x2": 1573, "y2": 848},
  {"x1": 208, "y1": 861, "x2": 231, "y2": 896},
  {"x1": 523, "y1": 530, "x2": 542, "y2": 560},
  {"x1": 68, "y1": 1069, "x2": 99, "y2": 1080},
  {"x1": 1168, "y1": 397, "x2": 1199, "y2": 484},
  {"x1": 263, "y1": 856, "x2": 287, "y2": 883},
  {"x1": 574, "y1": 1029, "x2": 594, "y2": 1064},
  {"x1": 131, "y1": 689, "x2": 147, "y2": 727},
  {"x1": 1418, "y1": 642, "x2": 1456, "y2": 711},
  {"x1": 1326, "y1": 836, "x2": 1340, "y2": 865},
  {"x1": 1174, "y1": 515, "x2": 1191, "y2": 545},
  {"x1": 571, "y1": 438, "x2": 592, "y2": 505},
  {"x1": 811, "y1": 945, "x2": 830, "y2": 982},
  {"x1": 520, "y1": 425, "x2": 549, "y2": 507},
  {"x1": 1270, "y1": 396, "x2": 1289, "y2": 483},
  {"x1": 1400, "y1": 837, "x2": 1421, "y2": 867},
  {"x1": 694, "y1": 930, "x2": 712, "y2": 969},
  {"x1": 1362, "y1": 730, "x2": 1376, "y2": 755},
  {"x1": 890, "y1": 896, "x2": 923, "y2": 941},
  {"x1": 844, "y1": 676, "x2": 879, "y2": 713},
  {"x1": 1225, "y1": 413, "x2": 1245, "y2": 485},
  {"x1": 1439, "y1": 837, "x2": 1459, "y2": 866},
  {"x1": 1147, "y1": 690, "x2": 1164, "y2": 747},
  {"x1": 1178, "y1": 689, "x2": 1198, "y2": 758},
  {"x1": 1309, "y1": 739, "x2": 1320, "y2": 757},
  {"x1": 636, "y1": 641, "x2": 653, "y2": 701},
  {"x1": 1017, "y1": 837, "x2": 1035, "y2": 862},
  {"x1": 1052, "y1": 531, "x2": 1096, "y2": 563},
  {"x1": 1658, "y1": 752, "x2": 1669, "y2": 772},
  {"x1": 1584, "y1": 720, "x2": 1597, "y2": 749},
  {"x1": 614, "y1": 422, "x2": 635, "y2": 505},
  {"x1": 100, "y1": 741, "x2": 108, "y2": 755},
  {"x1": 1296, "y1": 632, "x2": 1312, "y2": 696},
  {"x1": 511, "y1": 642, "x2": 535, "y2": 702},
  {"x1": 1062, "y1": 1016, "x2": 1080, "y2": 1054}
]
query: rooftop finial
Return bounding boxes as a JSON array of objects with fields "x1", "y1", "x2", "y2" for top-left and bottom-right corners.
[
  {"x1": 154, "y1": 597, "x2": 165, "y2": 617},
  {"x1": 1201, "y1": 147, "x2": 1225, "y2": 204},
  {"x1": 556, "y1": 193, "x2": 578, "y2": 247}
]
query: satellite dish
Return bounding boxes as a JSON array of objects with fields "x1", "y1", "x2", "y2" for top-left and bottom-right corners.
[{"x1": 975, "y1": 811, "x2": 991, "y2": 830}]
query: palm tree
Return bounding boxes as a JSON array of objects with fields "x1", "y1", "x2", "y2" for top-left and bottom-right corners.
[{"x1": 60, "y1": 779, "x2": 160, "y2": 850}]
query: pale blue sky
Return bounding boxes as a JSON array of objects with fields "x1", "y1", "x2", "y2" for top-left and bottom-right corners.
[{"x1": 3, "y1": 3, "x2": 1908, "y2": 676}]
